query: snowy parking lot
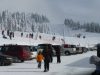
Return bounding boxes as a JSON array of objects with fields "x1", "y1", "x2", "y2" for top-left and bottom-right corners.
[{"x1": 0, "y1": 51, "x2": 96, "y2": 75}]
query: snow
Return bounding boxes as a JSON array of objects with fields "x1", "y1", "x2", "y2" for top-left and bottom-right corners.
[
  {"x1": 0, "y1": 51, "x2": 96, "y2": 75},
  {"x1": 0, "y1": 30, "x2": 99, "y2": 75},
  {"x1": 0, "y1": 0, "x2": 99, "y2": 74},
  {"x1": 0, "y1": 30, "x2": 100, "y2": 47}
]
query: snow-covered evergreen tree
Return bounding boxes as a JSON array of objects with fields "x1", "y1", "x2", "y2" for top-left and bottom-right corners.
[{"x1": 0, "y1": 11, "x2": 50, "y2": 33}]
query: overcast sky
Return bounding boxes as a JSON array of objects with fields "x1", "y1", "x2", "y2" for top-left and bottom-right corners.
[{"x1": 0, "y1": 0, "x2": 100, "y2": 24}]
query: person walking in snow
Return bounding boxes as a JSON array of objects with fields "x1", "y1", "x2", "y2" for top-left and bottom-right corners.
[
  {"x1": 36, "y1": 51, "x2": 44, "y2": 69},
  {"x1": 49, "y1": 48, "x2": 53, "y2": 63},
  {"x1": 56, "y1": 46, "x2": 61, "y2": 63},
  {"x1": 90, "y1": 44, "x2": 100, "y2": 75},
  {"x1": 90, "y1": 55, "x2": 100, "y2": 75},
  {"x1": 97, "y1": 44, "x2": 100, "y2": 57},
  {"x1": 42, "y1": 46, "x2": 51, "y2": 72}
]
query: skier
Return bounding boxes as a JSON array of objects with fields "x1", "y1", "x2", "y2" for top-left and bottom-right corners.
[
  {"x1": 9, "y1": 32, "x2": 12, "y2": 40},
  {"x1": 21, "y1": 32, "x2": 23, "y2": 37},
  {"x1": 2, "y1": 30, "x2": 4, "y2": 36},
  {"x1": 3, "y1": 34, "x2": 7, "y2": 39},
  {"x1": 7, "y1": 30, "x2": 9, "y2": 36}
]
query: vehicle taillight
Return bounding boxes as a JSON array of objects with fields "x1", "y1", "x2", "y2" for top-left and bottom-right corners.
[{"x1": 64, "y1": 45, "x2": 68, "y2": 48}]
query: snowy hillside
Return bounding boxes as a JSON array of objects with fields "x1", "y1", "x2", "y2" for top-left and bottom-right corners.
[{"x1": 0, "y1": 29, "x2": 100, "y2": 48}]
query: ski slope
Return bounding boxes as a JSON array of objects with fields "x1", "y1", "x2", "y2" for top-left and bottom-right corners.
[{"x1": 0, "y1": 30, "x2": 100, "y2": 48}]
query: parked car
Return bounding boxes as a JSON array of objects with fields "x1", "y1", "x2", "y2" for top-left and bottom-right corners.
[
  {"x1": 61, "y1": 44, "x2": 77, "y2": 55},
  {"x1": 88, "y1": 46, "x2": 97, "y2": 51},
  {"x1": 0, "y1": 53, "x2": 13, "y2": 66},
  {"x1": 29, "y1": 46, "x2": 37, "y2": 59},
  {"x1": 52, "y1": 45, "x2": 61, "y2": 56},
  {"x1": 82, "y1": 47, "x2": 88, "y2": 53},
  {"x1": 37, "y1": 43, "x2": 54, "y2": 55},
  {"x1": 0, "y1": 44, "x2": 31, "y2": 62},
  {"x1": 76, "y1": 47, "x2": 84, "y2": 54}
]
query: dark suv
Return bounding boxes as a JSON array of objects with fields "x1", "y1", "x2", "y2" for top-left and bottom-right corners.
[
  {"x1": 0, "y1": 53, "x2": 12, "y2": 66},
  {"x1": 0, "y1": 44, "x2": 31, "y2": 62},
  {"x1": 38, "y1": 44, "x2": 53, "y2": 53}
]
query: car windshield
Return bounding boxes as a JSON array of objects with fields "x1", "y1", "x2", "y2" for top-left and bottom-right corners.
[
  {"x1": 0, "y1": 46, "x2": 9, "y2": 53},
  {"x1": 23, "y1": 46, "x2": 30, "y2": 51},
  {"x1": 29, "y1": 46, "x2": 37, "y2": 52},
  {"x1": 37, "y1": 46, "x2": 44, "y2": 51}
]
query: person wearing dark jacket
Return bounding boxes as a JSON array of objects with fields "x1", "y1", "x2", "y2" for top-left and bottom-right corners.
[
  {"x1": 42, "y1": 46, "x2": 51, "y2": 72},
  {"x1": 90, "y1": 44, "x2": 100, "y2": 75},
  {"x1": 97, "y1": 44, "x2": 100, "y2": 57},
  {"x1": 49, "y1": 48, "x2": 53, "y2": 63},
  {"x1": 56, "y1": 47, "x2": 61, "y2": 63}
]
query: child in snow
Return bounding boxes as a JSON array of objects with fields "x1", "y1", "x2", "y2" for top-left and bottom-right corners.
[{"x1": 36, "y1": 51, "x2": 44, "y2": 69}]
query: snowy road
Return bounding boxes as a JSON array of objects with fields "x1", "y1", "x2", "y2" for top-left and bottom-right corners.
[{"x1": 0, "y1": 51, "x2": 96, "y2": 75}]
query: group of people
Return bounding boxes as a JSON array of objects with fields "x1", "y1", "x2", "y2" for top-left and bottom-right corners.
[
  {"x1": 2, "y1": 30, "x2": 14, "y2": 40},
  {"x1": 36, "y1": 46, "x2": 61, "y2": 72},
  {"x1": 21, "y1": 32, "x2": 34, "y2": 38}
]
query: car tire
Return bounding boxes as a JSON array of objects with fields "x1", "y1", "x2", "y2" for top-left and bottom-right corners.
[
  {"x1": 65, "y1": 51, "x2": 70, "y2": 56},
  {"x1": 79, "y1": 50, "x2": 83, "y2": 54},
  {"x1": 1, "y1": 62, "x2": 4, "y2": 66},
  {"x1": 21, "y1": 60, "x2": 24, "y2": 62},
  {"x1": 0, "y1": 62, "x2": 2, "y2": 66}
]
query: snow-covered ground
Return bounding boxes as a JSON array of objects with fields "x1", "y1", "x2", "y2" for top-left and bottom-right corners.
[
  {"x1": 0, "y1": 51, "x2": 96, "y2": 75},
  {"x1": 0, "y1": 30, "x2": 99, "y2": 75}
]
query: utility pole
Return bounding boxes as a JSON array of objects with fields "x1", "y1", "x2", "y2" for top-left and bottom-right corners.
[{"x1": 63, "y1": 24, "x2": 65, "y2": 44}]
